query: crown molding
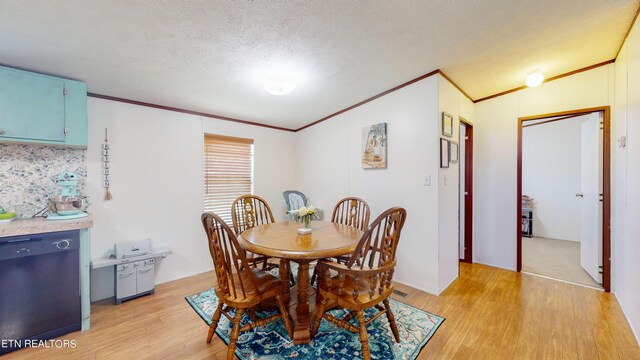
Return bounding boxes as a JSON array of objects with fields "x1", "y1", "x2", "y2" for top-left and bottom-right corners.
[
  {"x1": 438, "y1": 70, "x2": 473, "y2": 102},
  {"x1": 87, "y1": 93, "x2": 296, "y2": 132},
  {"x1": 473, "y1": 59, "x2": 615, "y2": 104},
  {"x1": 295, "y1": 69, "x2": 440, "y2": 132},
  {"x1": 616, "y1": 3, "x2": 640, "y2": 59}
]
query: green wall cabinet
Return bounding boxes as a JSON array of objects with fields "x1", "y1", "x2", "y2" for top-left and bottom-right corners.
[{"x1": 0, "y1": 66, "x2": 87, "y2": 147}]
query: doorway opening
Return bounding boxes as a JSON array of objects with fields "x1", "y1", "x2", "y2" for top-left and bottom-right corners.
[
  {"x1": 517, "y1": 106, "x2": 610, "y2": 292},
  {"x1": 459, "y1": 118, "x2": 473, "y2": 264}
]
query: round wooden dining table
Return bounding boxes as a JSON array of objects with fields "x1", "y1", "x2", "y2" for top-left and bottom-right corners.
[{"x1": 239, "y1": 220, "x2": 363, "y2": 344}]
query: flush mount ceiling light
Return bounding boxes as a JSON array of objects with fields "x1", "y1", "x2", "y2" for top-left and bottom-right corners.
[
  {"x1": 525, "y1": 72, "x2": 545, "y2": 88},
  {"x1": 262, "y1": 72, "x2": 297, "y2": 96}
]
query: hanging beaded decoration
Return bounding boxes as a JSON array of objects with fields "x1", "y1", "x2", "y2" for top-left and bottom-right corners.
[{"x1": 103, "y1": 128, "x2": 113, "y2": 200}]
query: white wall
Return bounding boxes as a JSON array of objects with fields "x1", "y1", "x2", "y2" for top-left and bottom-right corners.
[
  {"x1": 522, "y1": 117, "x2": 584, "y2": 241},
  {"x1": 438, "y1": 75, "x2": 474, "y2": 293},
  {"x1": 473, "y1": 64, "x2": 614, "y2": 270},
  {"x1": 295, "y1": 74, "x2": 472, "y2": 295},
  {"x1": 297, "y1": 76, "x2": 442, "y2": 294},
  {"x1": 86, "y1": 98, "x2": 297, "y2": 300},
  {"x1": 613, "y1": 16, "x2": 640, "y2": 343}
]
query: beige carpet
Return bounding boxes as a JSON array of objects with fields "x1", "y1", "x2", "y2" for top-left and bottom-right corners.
[{"x1": 522, "y1": 236, "x2": 602, "y2": 289}]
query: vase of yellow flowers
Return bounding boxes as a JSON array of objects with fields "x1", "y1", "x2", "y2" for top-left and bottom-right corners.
[{"x1": 289, "y1": 205, "x2": 319, "y2": 234}]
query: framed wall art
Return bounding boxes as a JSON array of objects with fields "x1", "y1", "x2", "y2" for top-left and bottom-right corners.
[
  {"x1": 442, "y1": 112, "x2": 453, "y2": 137},
  {"x1": 440, "y1": 138, "x2": 450, "y2": 168},
  {"x1": 362, "y1": 122, "x2": 387, "y2": 169},
  {"x1": 450, "y1": 141, "x2": 459, "y2": 163}
]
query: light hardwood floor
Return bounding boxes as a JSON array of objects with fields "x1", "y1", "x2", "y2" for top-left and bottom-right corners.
[{"x1": 4, "y1": 263, "x2": 639, "y2": 359}]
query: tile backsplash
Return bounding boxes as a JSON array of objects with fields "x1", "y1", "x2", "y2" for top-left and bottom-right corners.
[{"x1": 0, "y1": 144, "x2": 87, "y2": 211}]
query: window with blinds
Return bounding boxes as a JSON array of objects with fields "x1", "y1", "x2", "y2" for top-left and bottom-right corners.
[{"x1": 204, "y1": 134, "x2": 254, "y2": 224}]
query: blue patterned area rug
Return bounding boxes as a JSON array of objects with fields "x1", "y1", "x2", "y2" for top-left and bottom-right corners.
[{"x1": 185, "y1": 288, "x2": 444, "y2": 359}]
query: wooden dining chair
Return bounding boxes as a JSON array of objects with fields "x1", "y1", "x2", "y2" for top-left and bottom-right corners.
[
  {"x1": 310, "y1": 197, "x2": 371, "y2": 285},
  {"x1": 331, "y1": 197, "x2": 370, "y2": 264},
  {"x1": 231, "y1": 195, "x2": 276, "y2": 235},
  {"x1": 311, "y1": 207, "x2": 407, "y2": 360},
  {"x1": 231, "y1": 194, "x2": 294, "y2": 285},
  {"x1": 201, "y1": 212, "x2": 293, "y2": 360},
  {"x1": 331, "y1": 197, "x2": 371, "y2": 232}
]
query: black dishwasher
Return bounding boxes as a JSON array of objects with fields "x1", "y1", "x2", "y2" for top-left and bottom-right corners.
[{"x1": 0, "y1": 230, "x2": 81, "y2": 354}]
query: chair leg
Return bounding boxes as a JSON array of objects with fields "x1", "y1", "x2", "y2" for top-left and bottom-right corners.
[
  {"x1": 246, "y1": 309, "x2": 260, "y2": 323},
  {"x1": 227, "y1": 308, "x2": 244, "y2": 360},
  {"x1": 383, "y1": 299, "x2": 400, "y2": 343},
  {"x1": 343, "y1": 310, "x2": 358, "y2": 324},
  {"x1": 276, "y1": 295, "x2": 293, "y2": 339},
  {"x1": 311, "y1": 297, "x2": 327, "y2": 338},
  {"x1": 207, "y1": 302, "x2": 223, "y2": 343},
  {"x1": 356, "y1": 310, "x2": 371, "y2": 360}
]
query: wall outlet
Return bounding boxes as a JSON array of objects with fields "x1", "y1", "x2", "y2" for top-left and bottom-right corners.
[{"x1": 423, "y1": 175, "x2": 431, "y2": 186}]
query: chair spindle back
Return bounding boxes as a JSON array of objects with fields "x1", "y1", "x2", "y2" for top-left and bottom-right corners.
[
  {"x1": 331, "y1": 197, "x2": 371, "y2": 232},
  {"x1": 344, "y1": 207, "x2": 407, "y2": 299},
  {"x1": 202, "y1": 212, "x2": 258, "y2": 301},
  {"x1": 231, "y1": 195, "x2": 275, "y2": 235}
]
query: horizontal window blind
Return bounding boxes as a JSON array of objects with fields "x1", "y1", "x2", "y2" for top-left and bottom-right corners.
[{"x1": 204, "y1": 134, "x2": 254, "y2": 224}]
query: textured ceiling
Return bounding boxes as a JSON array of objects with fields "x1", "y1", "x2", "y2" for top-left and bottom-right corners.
[{"x1": 0, "y1": 1, "x2": 637, "y2": 130}]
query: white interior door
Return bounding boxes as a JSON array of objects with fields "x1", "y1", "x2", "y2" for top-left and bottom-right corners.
[{"x1": 580, "y1": 113, "x2": 602, "y2": 284}]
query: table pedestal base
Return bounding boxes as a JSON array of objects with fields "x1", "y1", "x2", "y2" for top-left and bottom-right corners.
[{"x1": 280, "y1": 259, "x2": 316, "y2": 344}]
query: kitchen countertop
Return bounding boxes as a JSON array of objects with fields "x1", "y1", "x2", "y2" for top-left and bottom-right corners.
[{"x1": 0, "y1": 214, "x2": 93, "y2": 238}]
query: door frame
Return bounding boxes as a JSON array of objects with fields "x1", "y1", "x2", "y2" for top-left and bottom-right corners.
[
  {"x1": 517, "y1": 106, "x2": 611, "y2": 292},
  {"x1": 459, "y1": 117, "x2": 474, "y2": 263}
]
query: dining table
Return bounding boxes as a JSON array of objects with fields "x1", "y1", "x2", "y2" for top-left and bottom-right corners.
[{"x1": 239, "y1": 220, "x2": 363, "y2": 344}]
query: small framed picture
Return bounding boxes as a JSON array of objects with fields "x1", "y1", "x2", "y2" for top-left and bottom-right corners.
[
  {"x1": 442, "y1": 112, "x2": 453, "y2": 137},
  {"x1": 440, "y1": 138, "x2": 450, "y2": 168},
  {"x1": 450, "y1": 142, "x2": 459, "y2": 163}
]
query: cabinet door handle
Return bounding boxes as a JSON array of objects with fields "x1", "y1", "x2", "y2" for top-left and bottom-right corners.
[
  {"x1": 0, "y1": 129, "x2": 5, "y2": 135},
  {"x1": 64, "y1": 127, "x2": 69, "y2": 136},
  {"x1": 119, "y1": 271, "x2": 135, "y2": 278}
]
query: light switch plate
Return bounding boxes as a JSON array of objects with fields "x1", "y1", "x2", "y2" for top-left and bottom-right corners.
[
  {"x1": 618, "y1": 136, "x2": 627, "y2": 148},
  {"x1": 423, "y1": 175, "x2": 431, "y2": 186}
]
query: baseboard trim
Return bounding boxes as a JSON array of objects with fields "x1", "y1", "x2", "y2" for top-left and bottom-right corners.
[
  {"x1": 437, "y1": 275, "x2": 459, "y2": 295},
  {"x1": 612, "y1": 291, "x2": 640, "y2": 346},
  {"x1": 155, "y1": 268, "x2": 215, "y2": 286},
  {"x1": 393, "y1": 279, "x2": 438, "y2": 296},
  {"x1": 525, "y1": 236, "x2": 581, "y2": 243},
  {"x1": 521, "y1": 271, "x2": 603, "y2": 291},
  {"x1": 473, "y1": 260, "x2": 516, "y2": 272}
]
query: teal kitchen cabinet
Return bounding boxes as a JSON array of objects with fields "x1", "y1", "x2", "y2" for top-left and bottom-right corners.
[
  {"x1": 0, "y1": 66, "x2": 87, "y2": 147},
  {"x1": 62, "y1": 80, "x2": 88, "y2": 147}
]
